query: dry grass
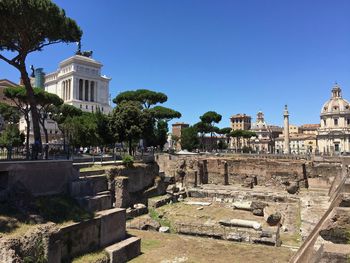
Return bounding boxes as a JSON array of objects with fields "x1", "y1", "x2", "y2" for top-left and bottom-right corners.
[
  {"x1": 72, "y1": 249, "x2": 109, "y2": 263},
  {"x1": 156, "y1": 199, "x2": 269, "y2": 227},
  {"x1": 129, "y1": 229, "x2": 294, "y2": 263}
]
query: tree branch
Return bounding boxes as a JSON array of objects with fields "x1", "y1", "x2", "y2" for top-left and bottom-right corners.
[
  {"x1": 0, "y1": 53, "x2": 17, "y2": 67},
  {"x1": 31, "y1": 40, "x2": 63, "y2": 52}
]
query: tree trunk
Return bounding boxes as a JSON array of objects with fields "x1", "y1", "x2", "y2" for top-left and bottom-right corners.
[
  {"x1": 44, "y1": 128, "x2": 49, "y2": 159},
  {"x1": 25, "y1": 117, "x2": 30, "y2": 159},
  {"x1": 19, "y1": 63, "x2": 42, "y2": 156}
]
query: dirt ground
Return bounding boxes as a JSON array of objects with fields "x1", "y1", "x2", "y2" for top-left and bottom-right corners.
[{"x1": 129, "y1": 229, "x2": 294, "y2": 263}]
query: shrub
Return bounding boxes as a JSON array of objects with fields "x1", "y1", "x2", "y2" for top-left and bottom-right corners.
[{"x1": 122, "y1": 154, "x2": 134, "y2": 167}]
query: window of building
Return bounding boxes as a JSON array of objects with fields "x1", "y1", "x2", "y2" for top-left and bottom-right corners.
[
  {"x1": 334, "y1": 118, "x2": 338, "y2": 126},
  {"x1": 335, "y1": 143, "x2": 340, "y2": 152},
  {"x1": 86, "y1": 105, "x2": 88, "y2": 109},
  {"x1": 323, "y1": 119, "x2": 326, "y2": 126},
  {"x1": 102, "y1": 107, "x2": 104, "y2": 112},
  {"x1": 80, "y1": 104, "x2": 82, "y2": 109}
]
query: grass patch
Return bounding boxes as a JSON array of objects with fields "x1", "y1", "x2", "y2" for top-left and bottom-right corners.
[
  {"x1": 35, "y1": 195, "x2": 93, "y2": 224},
  {"x1": 0, "y1": 202, "x2": 35, "y2": 236},
  {"x1": 80, "y1": 165, "x2": 105, "y2": 172},
  {"x1": 281, "y1": 199, "x2": 302, "y2": 247},
  {"x1": 141, "y1": 239, "x2": 161, "y2": 251},
  {"x1": 72, "y1": 249, "x2": 109, "y2": 263},
  {"x1": 149, "y1": 208, "x2": 174, "y2": 233}
]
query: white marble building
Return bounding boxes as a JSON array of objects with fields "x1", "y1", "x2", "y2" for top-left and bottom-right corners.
[
  {"x1": 44, "y1": 55, "x2": 112, "y2": 114},
  {"x1": 317, "y1": 84, "x2": 350, "y2": 154},
  {"x1": 19, "y1": 55, "x2": 112, "y2": 143}
]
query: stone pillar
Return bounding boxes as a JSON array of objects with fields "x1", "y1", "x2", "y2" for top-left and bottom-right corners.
[
  {"x1": 283, "y1": 105, "x2": 290, "y2": 154},
  {"x1": 222, "y1": 161, "x2": 228, "y2": 185},
  {"x1": 115, "y1": 177, "x2": 130, "y2": 208}
]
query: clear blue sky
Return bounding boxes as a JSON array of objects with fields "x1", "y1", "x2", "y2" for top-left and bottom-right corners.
[{"x1": 1, "y1": 0, "x2": 350, "y2": 128}]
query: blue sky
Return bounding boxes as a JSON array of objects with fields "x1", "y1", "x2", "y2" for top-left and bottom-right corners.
[{"x1": 1, "y1": 0, "x2": 350, "y2": 128}]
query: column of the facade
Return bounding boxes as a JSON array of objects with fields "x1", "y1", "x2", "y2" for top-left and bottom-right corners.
[
  {"x1": 68, "y1": 79, "x2": 72, "y2": 101},
  {"x1": 62, "y1": 81, "x2": 65, "y2": 101},
  {"x1": 95, "y1": 81, "x2": 98, "y2": 104}
]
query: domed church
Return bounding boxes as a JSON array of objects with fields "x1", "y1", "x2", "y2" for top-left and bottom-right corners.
[{"x1": 317, "y1": 84, "x2": 350, "y2": 154}]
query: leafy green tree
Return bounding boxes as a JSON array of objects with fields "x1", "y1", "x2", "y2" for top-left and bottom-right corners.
[
  {"x1": 194, "y1": 121, "x2": 211, "y2": 151},
  {"x1": 0, "y1": 102, "x2": 20, "y2": 124},
  {"x1": 4, "y1": 86, "x2": 31, "y2": 156},
  {"x1": 35, "y1": 89, "x2": 63, "y2": 144},
  {"x1": 242, "y1": 130, "x2": 256, "y2": 148},
  {"x1": 198, "y1": 111, "x2": 222, "y2": 151},
  {"x1": 94, "y1": 109, "x2": 114, "y2": 146},
  {"x1": 111, "y1": 101, "x2": 146, "y2": 155},
  {"x1": 113, "y1": 89, "x2": 181, "y2": 149},
  {"x1": 154, "y1": 120, "x2": 168, "y2": 151},
  {"x1": 149, "y1": 106, "x2": 181, "y2": 149},
  {"x1": 63, "y1": 113, "x2": 99, "y2": 148},
  {"x1": 51, "y1": 104, "x2": 82, "y2": 150},
  {"x1": 180, "y1": 126, "x2": 199, "y2": 152},
  {"x1": 0, "y1": 124, "x2": 25, "y2": 148},
  {"x1": 113, "y1": 89, "x2": 167, "y2": 109},
  {"x1": 0, "y1": 0, "x2": 82, "y2": 149},
  {"x1": 230, "y1": 130, "x2": 256, "y2": 152},
  {"x1": 217, "y1": 140, "x2": 228, "y2": 150},
  {"x1": 218, "y1": 127, "x2": 232, "y2": 145},
  {"x1": 230, "y1": 129, "x2": 244, "y2": 152}
]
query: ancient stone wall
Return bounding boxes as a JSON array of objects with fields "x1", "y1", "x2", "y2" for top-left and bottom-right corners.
[
  {"x1": 0, "y1": 160, "x2": 77, "y2": 199},
  {"x1": 156, "y1": 154, "x2": 342, "y2": 189},
  {"x1": 108, "y1": 162, "x2": 164, "y2": 208},
  {"x1": 156, "y1": 154, "x2": 307, "y2": 188}
]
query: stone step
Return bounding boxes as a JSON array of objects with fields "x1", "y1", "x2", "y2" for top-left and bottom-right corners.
[
  {"x1": 105, "y1": 236, "x2": 141, "y2": 263},
  {"x1": 80, "y1": 169, "x2": 106, "y2": 177},
  {"x1": 71, "y1": 175, "x2": 109, "y2": 197},
  {"x1": 76, "y1": 192, "x2": 112, "y2": 212}
]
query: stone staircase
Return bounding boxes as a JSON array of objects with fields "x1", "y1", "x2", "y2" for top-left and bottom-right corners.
[
  {"x1": 67, "y1": 164, "x2": 141, "y2": 262},
  {"x1": 71, "y1": 166, "x2": 112, "y2": 213}
]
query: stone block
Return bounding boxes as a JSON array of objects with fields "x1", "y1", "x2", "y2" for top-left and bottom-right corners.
[
  {"x1": 97, "y1": 208, "x2": 126, "y2": 247},
  {"x1": 105, "y1": 236, "x2": 141, "y2": 263}
]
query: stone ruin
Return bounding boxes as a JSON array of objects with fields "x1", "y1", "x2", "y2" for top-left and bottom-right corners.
[{"x1": 0, "y1": 160, "x2": 142, "y2": 263}]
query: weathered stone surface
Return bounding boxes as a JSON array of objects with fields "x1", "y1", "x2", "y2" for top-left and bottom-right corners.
[
  {"x1": 105, "y1": 236, "x2": 141, "y2": 263},
  {"x1": 319, "y1": 208, "x2": 350, "y2": 244},
  {"x1": 108, "y1": 163, "x2": 159, "y2": 193},
  {"x1": 252, "y1": 208, "x2": 264, "y2": 216},
  {"x1": 266, "y1": 212, "x2": 282, "y2": 226},
  {"x1": 251, "y1": 201, "x2": 268, "y2": 216},
  {"x1": 128, "y1": 215, "x2": 161, "y2": 231},
  {"x1": 0, "y1": 223, "x2": 58, "y2": 263},
  {"x1": 97, "y1": 208, "x2": 126, "y2": 247},
  {"x1": 287, "y1": 182, "x2": 299, "y2": 194},
  {"x1": 156, "y1": 154, "x2": 311, "y2": 188},
  {"x1": 219, "y1": 219, "x2": 261, "y2": 230},
  {"x1": 226, "y1": 233, "x2": 242, "y2": 242}
]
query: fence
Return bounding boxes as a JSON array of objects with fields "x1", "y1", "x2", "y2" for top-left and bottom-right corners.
[
  {"x1": 0, "y1": 144, "x2": 158, "y2": 162},
  {"x1": 0, "y1": 143, "x2": 72, "y2": 161}
]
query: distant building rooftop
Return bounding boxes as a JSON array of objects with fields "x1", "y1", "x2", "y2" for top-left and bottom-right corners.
[{"x1": 230, "y1": 113, "x2": 251, "y2": 119}]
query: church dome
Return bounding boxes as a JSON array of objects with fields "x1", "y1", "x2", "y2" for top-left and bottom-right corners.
[{"x1": 321, "y1": 84, "x2": 350, "y2": 116}]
